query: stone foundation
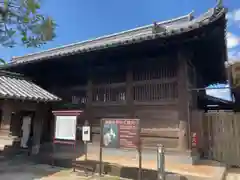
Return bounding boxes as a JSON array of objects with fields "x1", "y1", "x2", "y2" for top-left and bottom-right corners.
[{"x1": 26, "y1": 142, "x2": 199, "y2": 168}]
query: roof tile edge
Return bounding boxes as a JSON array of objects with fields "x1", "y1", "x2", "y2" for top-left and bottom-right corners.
[
  {"x1": 11, "y1": 12, "x2": 193, "y2": 63},
  {"x1": 10, "y1": 5, "x2": 226, "y2": 65}
]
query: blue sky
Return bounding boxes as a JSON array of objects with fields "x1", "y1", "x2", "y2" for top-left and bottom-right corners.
[{"x1": 1, "y1": 0, "x2": 240, "y2": 100}]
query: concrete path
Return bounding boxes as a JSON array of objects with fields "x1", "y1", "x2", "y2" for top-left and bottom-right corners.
[
  {"x1": 0, "y1": 155, "x2": 227, "y2": 180},
  {"x1": 0, "y1": 157, "x2": 126, "y2": 180},
  {"x1": 76, "y1": 153, "x2": 226, "y2": 180},
  {"x1": 225, "y1": 168, "x2": 240, "y2": 180}
]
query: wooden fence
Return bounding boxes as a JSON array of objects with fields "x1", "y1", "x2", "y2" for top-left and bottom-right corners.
[{"x1": 204, "y1": 111, "x2": 240, "y2": 166}]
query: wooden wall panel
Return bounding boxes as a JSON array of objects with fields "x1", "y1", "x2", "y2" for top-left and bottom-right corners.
[
  {"x1": 135, "y1": 106, "x2": 179, "y2": 135},
  {"x1": 142, "y1": 137, "x2": 178, "y2": 149},
  {"x1": 91, "y1": 106, "x2": 129, "y2": 129},
  {"x1": 136, "y1": 106, "x2": 179, "y2": 149}
]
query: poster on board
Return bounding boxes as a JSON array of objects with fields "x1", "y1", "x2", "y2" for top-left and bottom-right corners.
[
  {"x1": 99, "y1": 118, "x2": 141, "y2": 178},
  {"x1": 101, "y1": 119, "x2": 140, "y2": 149},
  {"x1": 54, "y1": 116, "x2": 77, "y2": 141}
]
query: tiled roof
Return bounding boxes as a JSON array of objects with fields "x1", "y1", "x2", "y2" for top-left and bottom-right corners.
[
  {"x1": 10, "y1": 4, "x2": 226, "y2": 65},
  {"x1": 0, "y1": 71, "x2": 60, "y2": 102},
  {"x1": 206, "y1": 95, "x2": 233, "y2": 104}
]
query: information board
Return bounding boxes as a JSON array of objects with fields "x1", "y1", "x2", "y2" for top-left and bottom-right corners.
[
  {"x1": 82, "y1": 126, "x2": 91, "y2": 142},
  {"x1": 101, "y1": 119, "x2": 140, "y2": 149},
  {"x1": 54, "y1": 116, "x2": 77, "y2": 140}
]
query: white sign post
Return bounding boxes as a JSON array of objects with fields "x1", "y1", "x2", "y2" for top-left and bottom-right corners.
[
  {"x1": 82, "y1": 126, "x2": 90, "y2": 142},
  {"x1": 82, "y1": 126, "x2": 90, "y2": 161}
]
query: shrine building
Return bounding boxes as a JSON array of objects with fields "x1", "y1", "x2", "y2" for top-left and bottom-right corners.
[{"x1": 2, "y1": 3, "x2": 227, "y2": 162}]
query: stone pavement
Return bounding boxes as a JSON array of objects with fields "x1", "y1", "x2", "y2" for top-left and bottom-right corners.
[
  {"x1": 0, "y1": 156, "x2": 128, "y2": 180},
  {"x1": 76, "y1": 153, "x2": 226, "y2": 180},
  {"x1": 225, "y1": 168, "x2": 240, "y2": 180},
  {"x1": 0, "y1": 154, "x2": 227, "y2": 180}
]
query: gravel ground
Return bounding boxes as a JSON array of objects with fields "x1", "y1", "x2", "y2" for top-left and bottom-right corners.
[
  {"x1": 0, "y1": 155, "x2": 223, "y2": 180},
  {"x1": 0, "y1": 156, "x2": 132, "y2": 180}
]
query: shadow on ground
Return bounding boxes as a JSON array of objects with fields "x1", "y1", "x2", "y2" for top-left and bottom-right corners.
[
  {"x1": 73, "y1": 159, "x2": 187, "y2": 180},
  {"x1": 0, "y1": 155, "x2": 67, "y2": 180},
  {"x1": 0, "y1": 140, "x2": 85, "y2": 162},
  {"x1": 0, "y1": 141, "x2": 218, "y2": 180},
  {"x1": 0, "y1": 141, "x2": 86, "y2": 180}
]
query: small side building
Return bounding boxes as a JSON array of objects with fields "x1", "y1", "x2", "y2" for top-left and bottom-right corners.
[{"x1": 0, "y1": 70, "x2": 60, "y2": 154}]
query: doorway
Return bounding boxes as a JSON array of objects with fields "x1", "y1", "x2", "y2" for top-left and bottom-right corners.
[{"x1": 19, "y1": 111, "x2": 35, "y2": 148}]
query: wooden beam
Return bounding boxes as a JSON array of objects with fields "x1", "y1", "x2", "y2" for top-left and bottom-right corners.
[
  {"x1": 86, "y1": 65, "x2": 93, "y2": 124},
  {"x1": 126, "y1": 68, "x2": 134, "y2": 118},
  {"x1": 177, "y1": 50, "x2": 190, "y2": 151}
]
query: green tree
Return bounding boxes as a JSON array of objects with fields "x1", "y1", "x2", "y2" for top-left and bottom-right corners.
[{"x1": 0, "y1": 0, "x2": 56, "y2": 63}]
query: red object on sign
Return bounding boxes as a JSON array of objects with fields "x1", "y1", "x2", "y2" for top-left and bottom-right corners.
[{"x1": 191, "y1": 132, "x2": 197, "y2": 148}]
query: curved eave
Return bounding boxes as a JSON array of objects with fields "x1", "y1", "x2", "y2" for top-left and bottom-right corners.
[
  {"x1": 0, "y1": 71, "x2": 61, "y2": 102},
  {"x1": 3, "y1": 5, "x2": 227, "y2": 68}
]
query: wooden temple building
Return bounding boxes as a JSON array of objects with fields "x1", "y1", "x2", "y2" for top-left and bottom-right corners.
[{"x1": 3, "y1": 3, "x2": 227, "y2": 160}]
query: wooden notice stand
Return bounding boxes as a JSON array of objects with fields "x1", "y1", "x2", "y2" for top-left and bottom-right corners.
[{"x1": 51, "y1": 110, "x2": 83, "y2": 167}]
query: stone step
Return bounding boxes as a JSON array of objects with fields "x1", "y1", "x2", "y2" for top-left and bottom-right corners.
[
  {"x1": 0, "y1": 137, "x2": 22, "y2": 157},
  {"x1": 0, "y1": 136, "x2": 19, "y2": 150},
  {"x1": 0, "y1": 145, "x2": 30, "y2": 157},
  {"x1": 141, "y1": 137, "x2": 178, "y2": 149}
]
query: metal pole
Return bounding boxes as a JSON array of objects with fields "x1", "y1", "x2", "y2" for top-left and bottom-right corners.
[
  {"x1": 99, "y1": 119, "x2": 103, "y2": 176},
  {"x1": 84, "y1": 141, "x2": 88, "y2": 161},
  {"x1": 84, "y1": 120, "x2": 89, "y2": 161},
  {"x1": 138, "y1": 144, "x2": 142, "y2": 180},
  {"x1": 157, "y1": 144, "x2": 165, "y2": 180}
]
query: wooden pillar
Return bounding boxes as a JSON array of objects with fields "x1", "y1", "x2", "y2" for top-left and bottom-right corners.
[
  {"x1": 177, "y1": 50, "x2": 189, "y2": 151},
  {"x1": 126, "y1": 68, "x2": 134, "y2": 118},
  {"x1": 86, "y1": 79, "x2": 93, "y2": 112},
  {"x1": 86, "y1": 67, "x2": 93, "y2": 124},
  {"x1": 86, "y1": 80, "x2": 93, "y2": 108},
  {"x1": 0, "y1": 101, "x2": 12, "y2": 136},
  {"x1": 32, "y1": 103, "x2": 47, "y2": 155},
  {"x1": 192, "y1": 67, "x2": 198, "y2": 109},
  {"x1": 86, "y1": 66, "x2": 95, "y2": 142}
]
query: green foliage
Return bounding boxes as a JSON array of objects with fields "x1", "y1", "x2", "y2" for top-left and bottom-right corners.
[
  {"x1": 0, "y1": 0, "x2": 56, "y2": 48},
  {"x1": 0, "y1": 58, "x2": 6, "y2": 64}
]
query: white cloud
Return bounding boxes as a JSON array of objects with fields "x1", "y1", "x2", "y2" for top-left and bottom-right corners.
[
  {"x1": 227, "y1": 32, "x2": 240, "y2": 49},
  {"x1": 228, "y1": 51, "x2": 240, "y2": 63},
  {"x1": 227, "y1": 9, "x2": 240, "y2": 61},
  {"x1": 235, "y1": 10, "x2": 240, "y2": 21},
  {"x1": 227, "y1": 9, "x2": 240, "y2": 27}
]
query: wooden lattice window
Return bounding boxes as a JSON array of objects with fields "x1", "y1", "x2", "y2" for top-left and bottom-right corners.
[
  {"x1": 92, "y1": 85, "x2": 126, "y2": 103},
  {"x1": 133, "y1": 81, "x2": 178, "y2": 101},
  {"x1": 133, "y1": 60, "x2": 178, "y2": 102}
]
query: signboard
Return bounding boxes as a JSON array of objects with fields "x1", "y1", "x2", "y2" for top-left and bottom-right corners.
[
  {"x1": 101, "y1": 118, "x2": 140, "y2": 149},
  {"x1": 82, "y1": 126, "x2": 91, "y2": 142},
  {"x1": 52, "y1": 110, "x2": 83, "y2": 168},
  {"x1": 99, "y1": 118, "x2": 141, "y2": 178},
  {"x1": 54, "y1": 115, "x2": 77, "y2": 141}
]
